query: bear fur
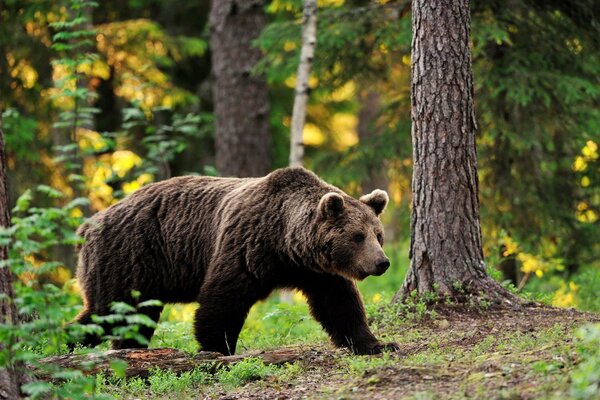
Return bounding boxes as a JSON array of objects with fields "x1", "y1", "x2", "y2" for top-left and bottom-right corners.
[{"x1": 74, "y1": 167, "x2": 397, "y2": 355}]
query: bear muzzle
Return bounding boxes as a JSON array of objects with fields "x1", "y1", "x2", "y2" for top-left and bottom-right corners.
[{"x1": 373, "y1": 258, "x2": 391, "y2": 276}]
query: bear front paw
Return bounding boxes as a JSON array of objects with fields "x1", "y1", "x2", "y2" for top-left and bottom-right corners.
[
  {"x1": 353, "y1": 341, "x2": 400, "y2": 355},
  {"x1": 370, "y1": 341, "x2": 400, "y2": 354}
]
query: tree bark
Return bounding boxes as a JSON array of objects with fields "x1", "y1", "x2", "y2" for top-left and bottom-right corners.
[
  {"x1": 0, "y1": 116, "x2": 27, "y2": 399},
  {"x1": 289, "y1": 0, "x2": 317, "y2": 167},
  {"x1": 32, "y1": 348, "x2": 303, "y2": 380},
  {"x1": 394, "y1": 0, "x2": 519, "y2": 306},
  {"x1": 210, "y1": 0, "x2": 271, "y2": 177}
]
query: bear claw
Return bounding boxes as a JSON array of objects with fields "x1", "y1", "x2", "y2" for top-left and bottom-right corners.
[{"x1": 369, "y1": 341, "x2": 400, "y2": 354}]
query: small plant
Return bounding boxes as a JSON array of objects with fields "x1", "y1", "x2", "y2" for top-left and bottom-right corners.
[
  {"x1": 343, "y1": 350, "x2": 396, "y2": 376},
  {"x1": 570, "y1": 324, "x2": 600, "y2": 399},
  {"x1": 216, "y1": 357, "x2": 277, "y2": 388}
]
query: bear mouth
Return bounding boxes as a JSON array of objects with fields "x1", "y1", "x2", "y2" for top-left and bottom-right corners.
[{"x1": 354, "y1": 270, "x2": 371, "y2": 281}]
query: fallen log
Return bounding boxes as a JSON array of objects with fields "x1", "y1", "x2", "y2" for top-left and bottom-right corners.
[{"x1": 30, "y1": 347, "x2": 304, "y2": 379}]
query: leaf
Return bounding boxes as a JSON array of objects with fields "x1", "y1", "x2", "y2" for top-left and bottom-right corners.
[
  {"x1": 110, "y1": 359, "x2": 128, "y2": 378},
  {"x1": 22, "y1": 381, "x2": 52, "y2": 397},
  {"x1": 137, "y1": 299, "x2": 164, "y2": 308},
  {"x1": 14, "y1": 189, "x2": 32, "y2": 213},
  {"x1": 125, "y1": 314, "x2": 158, "y2": 328},
  {"x1": 37, "y1": 185, "x2": 64, "y2": 199},
  {"x1": 110, "y1": 302, "x2": 136, "y2": 315}
]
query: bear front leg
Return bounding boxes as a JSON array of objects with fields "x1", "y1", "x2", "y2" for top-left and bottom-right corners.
[
  {"x1": 300, "y1": 274, "x2": 398, "y2": 355},
  {"x1": 194, "y1": 273, "x2": 261, "y2": 355}
]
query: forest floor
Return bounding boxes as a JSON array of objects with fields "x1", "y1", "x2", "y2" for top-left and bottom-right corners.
[
  {"x1": 198, "y1": 306, "x2": 599, "y2": 400},
  {"x1": 96, "y1": 306, "x2": 600, "y2": 399}
]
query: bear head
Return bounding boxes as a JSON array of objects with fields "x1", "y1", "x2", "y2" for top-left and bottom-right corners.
[{"x1": 316, "y1": 189, "x2": 390, "y2": 281}]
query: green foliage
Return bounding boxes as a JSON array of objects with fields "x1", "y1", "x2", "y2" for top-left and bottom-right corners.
[
  {"x1": 216, "y1": 357, "x2": 277, "y2": 388},
  {"x1": 1, "y1": 108, "x2": 38, "y2": 162},
  {"x1": 147, "y1": 367, "x2": 210, "y2": 394},
  {"x1": 121, "y1": 104, "x2": 213, "y2": 180},
  {"x1": 571, "y1": 324, "x2": 600, "y2": 399}
]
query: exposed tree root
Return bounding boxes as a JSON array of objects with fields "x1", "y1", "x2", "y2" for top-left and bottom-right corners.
[{"x1": 394, "y1": 274, "x2": 530, "y2": 311}]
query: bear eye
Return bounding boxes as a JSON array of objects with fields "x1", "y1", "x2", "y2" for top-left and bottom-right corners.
[
  {"x1": 377, "y1": 233, "x2": 384, "y2": 244},
  {"x1": 353, "y1": 233, "x2": 365, "y2": 243}
]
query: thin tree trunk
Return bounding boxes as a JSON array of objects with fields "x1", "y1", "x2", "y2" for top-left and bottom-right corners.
[
  {"x1": 289, "y1": 0, "x2": 317, "y2": 167},
  {"x1": 210, "y1": 0, "x2": 271, "y2": 178},
  {"x1": 0, "y1": 116, "x2": 27, "y2": 399},
  {"x1": 394, "y1": 0, "x2": 519, "y2": 306}
]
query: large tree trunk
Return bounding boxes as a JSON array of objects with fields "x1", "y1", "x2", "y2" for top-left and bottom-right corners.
[
  {"x1": 0, "y1": 116, "x2": 27, "y2": 399},
  {"x1": 210, "y1": 0, "x2": 271, "y2": 177},
  {"x1": 394, "y1": 0, "x2": 519, "y2": 306}
]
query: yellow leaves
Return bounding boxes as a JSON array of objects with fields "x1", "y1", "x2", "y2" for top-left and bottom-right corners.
[
  {"x1": 122, "y1": 173, "x2": 153, "y2": 195},
  {"x1": 83, "y1": 145, "x2": 152, "y2": 210},
  {"x1": 401, "y1": 55, "x2": 411, "y2": 66},
  {"x1": 570, "y1": 140, "x2": 597, "y2": 222},
  {"x1": 96, "y1": 20, "x2": 194, "y2": 111},
  {"x1": 7, "y1": 54, "x2": 38, "y2": 89},
  {"x1": 111, "y1": 150, "x2": 142, "y2": 178},
  {"x1": 284, "y1": 75, "x2": 296, "y2": 88},
  {"x1": 517, "y1": 253, "x2": 544, "y2": 277},
  {"x1": 329, "y1": 81, "x2": 356, "y2": 102},
  {"x1": 303, "y1": 123, "x2": 325, "y2": 146},
  {"x1": 572, "y1": 140, "x2": 598, "y2": 172},
  {"x1": 318, "y1": 0, "x2": 345, "y2": 6},
  {"x1": 283, "y1": 41, "x2": 297, "y2": 52},
  {"x1": 69, "y1": 207, "x2": 83, "y2": 218},
  {"x1": 76, "y1": 59, "x2": 111, "y2": 80},
  {"x1": 388, "y1": 180, "x2": 403, "y2": 204},
  {"x1": 573, "y1": 156, "x2": 587, "y2": 172},
  {"x1": 284, "y1": 74, "x2": 319, "y2": 89},
  {"x1": 371, "y1": 293, "x2": 383, "y2": 304},
  {"x1": 500, "y1": 233, "x2": 564, "y2": 279},
  {"x1": 576, "y1": 202, "x2": 598, "y2": 223},
  {"x1": 164, "y1": 303, "x2": 199, "y2": 323},
  {"x1": 582, "y1": 140, "x2": 598, "y2": 158},
  {"x1": 48, "y1": 266, "x2": 72, "y2": 285},
  {"x1": 268, "y1": 0, "x2": 299, "y2": 12},
  {"x1": 79, "y1": 129, "x2": 111, "y2": 152},
  {"x1": 581, "y1": 176, "x2": 591, "y2": 187},
  {"x1": 293, "y1": 290, "x2": 306, "y2": 304},
  {"x1": 331, "y1": 113, "x2": 358, "y2": 149},
  {"x1": 552, "y1": 281, "x2": 578, "y2": 308},
  {"x1": 502, "y1": 235, "x2": 519, "y2": 257}
]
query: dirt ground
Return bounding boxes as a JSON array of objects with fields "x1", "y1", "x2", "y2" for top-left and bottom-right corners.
[{"x1": 209, "y1": 306, "x2": 600, "y2": 400}]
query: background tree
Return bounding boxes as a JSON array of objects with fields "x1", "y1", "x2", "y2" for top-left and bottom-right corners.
[
  {"x1": 0, "y1": 117, "x2": 27, "y2": 400},
  {"x1": 289, "y1": 0, "x2": 317, "y2": 167},
  {"x1": 210, "y1": 0, "x2": 271, "y2": 177},
  {"x1": 394, "y1": 0, "x2": 519, "y2": 304}
]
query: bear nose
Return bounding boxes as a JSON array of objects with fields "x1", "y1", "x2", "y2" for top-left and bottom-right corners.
[{"x1": 376, "y1": 259, "x2": 390, "y2": 273}]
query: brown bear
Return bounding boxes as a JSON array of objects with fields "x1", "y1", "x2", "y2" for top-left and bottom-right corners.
[{"x1": 74, "y1": 167, "x2": 398, "y2": 355}]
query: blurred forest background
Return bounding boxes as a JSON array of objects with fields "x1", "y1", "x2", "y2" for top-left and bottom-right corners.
[{"x1": 0, "y1": 0, "x2": 599, "y2": 312}]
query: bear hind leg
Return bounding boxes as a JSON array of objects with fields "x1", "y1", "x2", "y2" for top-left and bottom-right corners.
[{"x1": 68, "y1": 308, "x2": 102, "y2": 350}]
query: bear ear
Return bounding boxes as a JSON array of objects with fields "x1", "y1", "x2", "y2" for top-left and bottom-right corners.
[
  {"x1": 360, "y1": 189, "x2": 389, "y2": 216},
  {"x1": 318, "y1": 192, "x2": 345, "y2": 218}
]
